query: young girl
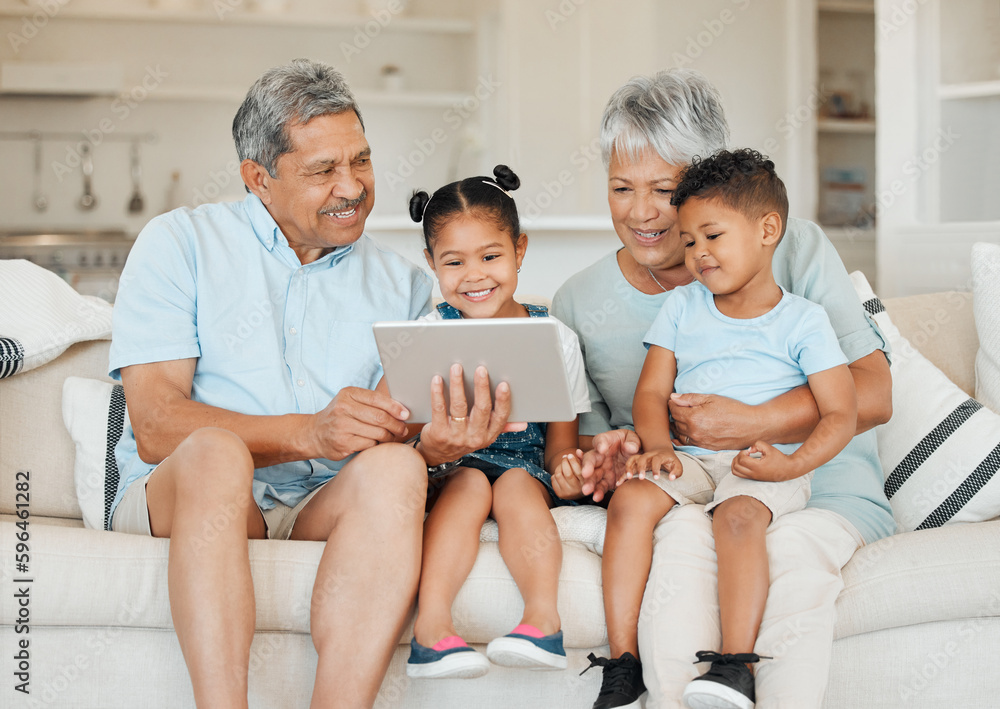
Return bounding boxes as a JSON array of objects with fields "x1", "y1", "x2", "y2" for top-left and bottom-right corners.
[{"x1": 401, "y1": 165, "x2": 592, "y2": 679}]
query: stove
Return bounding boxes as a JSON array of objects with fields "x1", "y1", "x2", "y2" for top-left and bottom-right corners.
[{"x1": 0, "y1": 230, "x2": 133, "y2": 302}]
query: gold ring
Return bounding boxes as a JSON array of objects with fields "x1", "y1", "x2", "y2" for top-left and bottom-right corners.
[{"x1": 451, "y1": 416, "x2": 467, "y2": 423}]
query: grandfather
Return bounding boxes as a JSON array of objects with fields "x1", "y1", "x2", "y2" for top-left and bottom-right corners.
[
  {"x1": 107, "y1": 59, "x2": 504, "y2": 708},
  {"x1": 553, "y1": 69, "x2": 894, "y2": 709}
]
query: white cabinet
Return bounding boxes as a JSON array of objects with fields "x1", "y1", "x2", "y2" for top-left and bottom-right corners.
[
  {"x1": 814, "y1": 0, "x2": 878, "y2": 288},
  {"x1": 876, "y1": 0, "x2": 1000, "y2": 296},
  {"x1": 0, "y1": 0, "x2": 499, "y2": 230},
  {"x1": 934, "y1": 0, "x2": 1000, "y2": 223}
]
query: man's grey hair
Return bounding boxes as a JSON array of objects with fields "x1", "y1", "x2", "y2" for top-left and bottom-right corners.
[
  {"x1": 600, "y1": 68, "x2": 730, "y2": 168},
  {"x1": 233, "y1": 58, "x2": 363, "y2": 178}
]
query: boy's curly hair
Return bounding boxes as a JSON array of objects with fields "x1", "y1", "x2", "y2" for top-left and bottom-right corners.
[{"x1": 671, "y1": 148, "x2": 789, "y2": 239}]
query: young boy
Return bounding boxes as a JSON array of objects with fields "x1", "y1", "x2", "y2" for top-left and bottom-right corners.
[{"x1": 617, "y1": 149, "x2": 858, "y2": 709}]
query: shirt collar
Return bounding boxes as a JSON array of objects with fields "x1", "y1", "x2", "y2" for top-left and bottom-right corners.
[{"x1": 242, "y1": 192, "x2": 357, "y2": 268}]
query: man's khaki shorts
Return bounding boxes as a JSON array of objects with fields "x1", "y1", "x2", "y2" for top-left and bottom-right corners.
[
  {"x1": 111, "y1": 468, "x2": 326, "y2": 540},
  {"x1": 646, "y1": 449, "x2": 812, "y2": 521}
]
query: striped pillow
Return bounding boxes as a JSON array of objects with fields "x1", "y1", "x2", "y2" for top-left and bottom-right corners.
[
  {"x1": 973, "y1": 242, "x2": 1000, "y2": 414},
  {"x1": 0, "y1": 260, "x2": 112, "y2": 379},
  {"x1": 62, "y1": 377, "x2": 127, "y2": 531},
  {"x1": 851, "y1": 272, "x2": 1000, "y2": 532}
]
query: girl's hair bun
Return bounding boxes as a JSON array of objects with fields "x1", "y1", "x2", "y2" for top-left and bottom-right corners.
[
  {"x1": 493, "y1": 164, "x2": 520, "y2": 192},
  {"x1": 408, "y1": 190, "x2": 430, "y2": 223}
]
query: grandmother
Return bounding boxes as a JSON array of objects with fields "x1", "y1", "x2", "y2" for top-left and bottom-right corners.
[
  {"x1": 551, "y1": 69, "x2": 894, "y2": 709},
  {"x1": 109, "y1": 59, "x2": 511, "y2": 708}
]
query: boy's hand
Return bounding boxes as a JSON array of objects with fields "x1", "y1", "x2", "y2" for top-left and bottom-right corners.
[
  {"x1": 731, "y1": 441, "x2": 805, "y2": 482},
  {"x1": 620, "y1": 447, "x2": 682, "y2": 486},
  {"x1": 551, "y1": 449, "x2": 586, "y2": 499}
]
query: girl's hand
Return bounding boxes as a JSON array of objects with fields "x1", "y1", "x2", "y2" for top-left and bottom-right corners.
[
  {"x1": 620, "y1": 448, "x2": 682, "y2": 486},
  {"x1": 731, "y1": 441, "x2": 804, "y2": 482},
  {"x1": 417, "y1": 363, "x2": 526, "y2": 467},
  {"x1": 551, "y1": 449, "x2": 586, "y2": 499}
]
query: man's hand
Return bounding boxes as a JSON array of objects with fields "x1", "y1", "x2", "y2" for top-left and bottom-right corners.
[
  {"x1": 622, "y1": 447, "x2": 682, "y2": 486},
  {"x1": 417, "y1": 364, "x2": 526, "y2": 467},
  {"x1": 579, "y1": 429, "x2": 641, "y2": 503},
  {"x1": 309, "y1": 386, "x2": 410, "y2": 461},
  {"x1": 731, "y1": 441, "x2": 805, "y2": 482},
  {"x1": 668, "y1": 392, "x2": 758, "y2": 451}
]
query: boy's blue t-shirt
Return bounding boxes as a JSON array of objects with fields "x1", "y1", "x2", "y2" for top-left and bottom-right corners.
[
  {"x1": 551, "y1": 217, "x2": 894, "y2": 543},
  {"x1": 643, "y1": 281, "x2": 847, "y2": 457}
]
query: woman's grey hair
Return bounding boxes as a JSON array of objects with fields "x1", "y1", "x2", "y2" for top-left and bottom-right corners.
[
  {"x1": 600, "y1": 68, "x2": 730, "y2": 168},
  {"x1": 233, "y1": 58, "x2": 363, "y2": 177}
]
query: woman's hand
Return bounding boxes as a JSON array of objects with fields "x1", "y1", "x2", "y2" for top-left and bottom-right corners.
[
  {"x1": 416, "y1": 363, "x2": 526, "y2": 467},
  {"x1": 668, "y1": 392, "x2": 760, "y2": 451},
  {"x1": 578, "y1": 429, "x2": 642, "y2": 503}
]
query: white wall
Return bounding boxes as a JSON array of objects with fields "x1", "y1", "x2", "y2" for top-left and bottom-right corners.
[{"x1": 1, "y1": 0, "x2": 806, "y2": 299}]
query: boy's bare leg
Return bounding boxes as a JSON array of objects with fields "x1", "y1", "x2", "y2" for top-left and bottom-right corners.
[
  {"x1": 412, "y1": 467, "x2": 492, "y2": 646},
  {"x1": 290, "y1": 443, "x2": 427, "y2": 709},
  {"x1": 491, "y1": 469, "x2": 560, "y2": 635},
  {"x1": 712, "y1": 496, "x2": 773, "y2": 658},
  {"x1": 603, "y1": 480, "x2": 677, "y2": 658},
  {"x1": 145, "y1": 428, "x2": 267, "y2": 709}
]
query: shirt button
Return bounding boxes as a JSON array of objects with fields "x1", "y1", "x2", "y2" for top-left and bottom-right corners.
[
  {"x1": 297, "y1": 379, "x2": 305, "y2": 387},
  {"x1": 289, "y1": 327, "x2": 297, "y2": 335}
]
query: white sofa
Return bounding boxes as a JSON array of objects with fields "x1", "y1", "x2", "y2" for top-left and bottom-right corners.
[{"x1": 2, "y1": 289, "x2": 999, "y2": 709}]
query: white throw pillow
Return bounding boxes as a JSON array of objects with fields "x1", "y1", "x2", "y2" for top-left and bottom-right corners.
[
  {"x1": 852, "y1": 271, "x2": 1000, "y2": 532},
  {"x1": 0, "y1": 260, "x2": 112, "y2": 378},
  {"x1": 973, "y1": 242, "x2": 1000, "y2": 414},
  {"x1": 62, "y1": 377, "x2": 127, "y2": 531}
]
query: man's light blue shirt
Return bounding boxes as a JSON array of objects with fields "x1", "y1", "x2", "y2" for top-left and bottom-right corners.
[
  {"x1": 109, "y1": 193, "x2": 433, "y2": 519},
  {"x1": 552, "y1": 217, "x2": 895, "y2": 543}
]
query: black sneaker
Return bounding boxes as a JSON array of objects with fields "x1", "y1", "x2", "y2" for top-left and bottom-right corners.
[
  {"x1": 682, "y1": 650, "x2": 767, "y2": 709},
  {"x1": 581, "y1": 652, "x2": 646, "y2": 709}
]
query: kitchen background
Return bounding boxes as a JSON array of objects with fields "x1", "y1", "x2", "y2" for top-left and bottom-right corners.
[{"x1": 1, "y1": 0, "x2": 997, "y2": 300}]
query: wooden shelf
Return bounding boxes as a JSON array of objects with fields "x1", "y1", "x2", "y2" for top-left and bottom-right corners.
[
  {"x1": 0, "y1": 3, "x2": 475, "y2": 33},
  {"x1": 818, "y1": 118, "x2": 876, "y2": 134},
  {"x1": 817, "y1": 1, "x2": 875, "y2": 14},
  {"x1": 938, "y1": 81, "x2": 1000, "y2": 100},
  {"x1": 143, "y1": 86, "x2": 471, "y2": 107}
]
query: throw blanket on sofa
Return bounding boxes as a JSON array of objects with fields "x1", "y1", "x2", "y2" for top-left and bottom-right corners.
[{"x1": 0, "y1": 259, "x2": 113, "y2": 378}]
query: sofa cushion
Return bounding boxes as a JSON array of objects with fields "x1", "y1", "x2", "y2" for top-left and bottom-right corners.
[
  {"x1": 883, "y1": 291, "x2": 977, "y2": 398},
  {"x1": 836, "y1": 519, "x2": 1000, "y2": 638},
  {"x1": 0, "y1": 340, "x2": 112, "y2": 520},
  {"x1": 852, "y1": 272, "x2": 1000, "y2": 531},
  {"x1": 0, "y1": 260, "x2": 112, "y2": 379},
  {"x1": 6, "y1": 508, "x2": 608, "y2": 647},
  {"x1": 479, "y1": 504, "x2": 607, "y2": 555},
  {"x1": 62, "y1": 377, "x2": 127, "y2": 531},
  {"x1": 973, "y1": 242, "x2": 1000, "y2": 413}
]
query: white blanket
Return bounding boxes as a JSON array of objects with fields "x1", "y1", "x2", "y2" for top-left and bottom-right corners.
[{"x1": 0, "y1": 259, "x2": 113, "y2": 378}]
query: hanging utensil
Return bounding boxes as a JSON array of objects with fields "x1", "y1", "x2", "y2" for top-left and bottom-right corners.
[
  {"x1": 31, "y1": 132, "x2": 48, "y2": 213},
  {"x1": 78, "y1": 143, "x2": 97, "y2": 211},
  {"x1": 127, "y1": 140, "x2": 145, "y2": 214}
]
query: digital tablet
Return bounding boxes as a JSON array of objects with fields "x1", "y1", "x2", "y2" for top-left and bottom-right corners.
[{"x1": 373, "y1": 318, "x2": 577, "y2": 424}]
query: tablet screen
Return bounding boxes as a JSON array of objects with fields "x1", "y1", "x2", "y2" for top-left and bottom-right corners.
[{"x1": 373, "y1": 318, "x2": 577, "y2": 423}]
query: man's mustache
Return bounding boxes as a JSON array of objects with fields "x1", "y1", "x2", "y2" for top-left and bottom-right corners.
[{"x1": 320, "y1": 189, "x2": 368, "y2": 215}]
